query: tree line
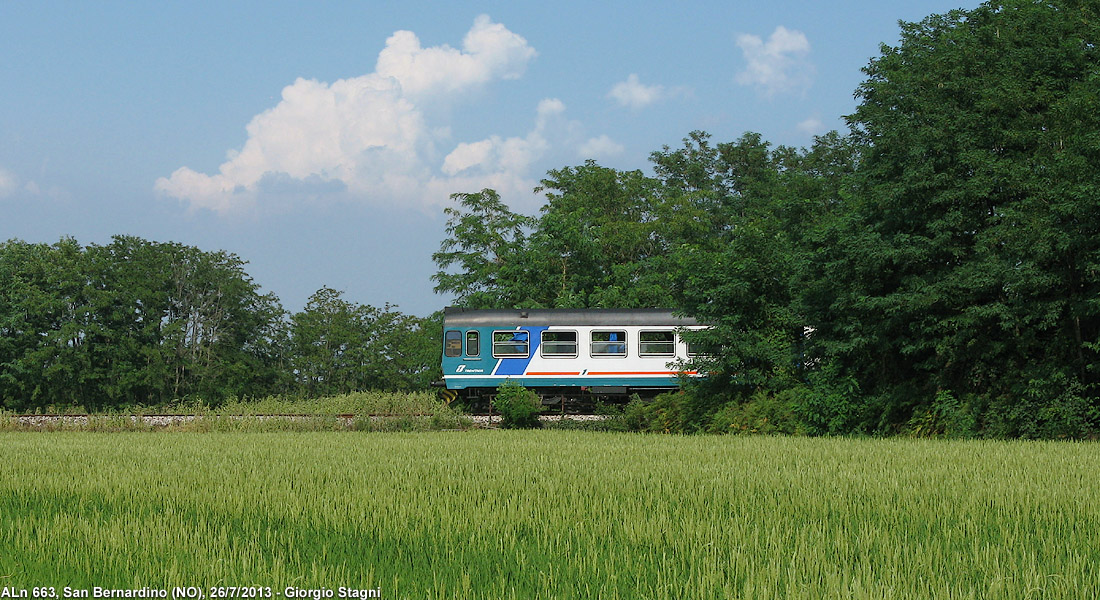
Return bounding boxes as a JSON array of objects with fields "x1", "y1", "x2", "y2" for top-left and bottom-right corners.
[
  {"x1": 4, "y1": 0, "x2": 1096, "y2": 437},
  {"x1": 0, "y1": 236, "x2": 439, "y2": 411},
  {"x1": 432, "y1": 0, "x2": 1100, "y2": 437}
]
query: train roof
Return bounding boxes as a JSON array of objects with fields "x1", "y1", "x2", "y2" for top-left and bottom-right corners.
[{"x1": 443, "y1": 306, "x2": 701, "y2": 327}]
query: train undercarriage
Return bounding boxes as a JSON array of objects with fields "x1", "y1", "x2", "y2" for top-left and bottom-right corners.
[{"x1": 442, "y1": 386, "x2": 676, "y2": 415}]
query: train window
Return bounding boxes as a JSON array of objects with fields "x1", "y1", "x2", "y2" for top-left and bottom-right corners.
[
  {"x1": 541, "y1": 331, "x2": 578, "y2": 357},
  {"x1": 683, "y1": 334, "x2": 706, "y2": 357},
  {"x1": 686, "y1": 340, "x2": 699, "y2": 356},
  {"x1": 444, "y1": 330, "x2": 462, "y2": 357},
  {"x1": 639, "y1": 331, "x2": 675, "y2": 356},
  {"x1": 465, "y1": 331, "x2": 480, "y2": 357},
  {"x1": 492, "y1": 330, "x2": 530, "y2": 358},
  {"x1": 591, "y1": 330, "x2": 627, "y2": 357}
]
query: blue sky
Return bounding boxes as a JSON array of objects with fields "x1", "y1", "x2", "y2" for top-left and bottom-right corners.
[{"x1": 0, "y1": 0, "x2": 980, "y2": 317}]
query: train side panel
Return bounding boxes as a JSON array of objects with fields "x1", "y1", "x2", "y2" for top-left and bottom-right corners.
[{"x1": 441, "y1": 308, "x2": 704, "y2": 397}]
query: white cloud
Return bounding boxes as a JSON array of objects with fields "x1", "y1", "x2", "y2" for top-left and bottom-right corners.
[
  {"x1": 606, "y1": 74, "x2": 690, "y2": 110},
  {"x1": 441, "y1": 139, "x2": 495, "y2": 176},
  {"x1": 376, "y1": 15, "x2": 536, "y2": 97},
  {"x1": 797, "y1": 116, "x2": 825, "y2": 137},
  {"x1": 156, "y1": 16, "x2": 540, "y2": 214},
  {"x1": 578, "y1": 135, "x2": 624, "y2": 158},
  {"x1": 735, "y1": 26, "x2": 813, "y2": 96},
  {"x1": 607, "y1": 74, "x2": 665, "y2": 109},
  {"x1": 0, "y1": 168, "x2": 17, "y2": 197},
  {"x1": 441, "y1": 98, "x2": 563, "y2": 177}
]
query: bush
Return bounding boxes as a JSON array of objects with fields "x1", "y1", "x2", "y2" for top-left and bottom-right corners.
[
  {"x1": 982, "y1": 373, "x2": 1098, "y2": 439},
  {"x1": 707, "y1": 389, "x2": 802, "y2": 435},
  {"x1": 493, "y1": 381, "x2": 542, "y2": 429},
  {"x1": 430, "y1": 405, "x2": 474, "y2": 430},
  {"x1": 906, "y1": 390, "x2": 978, "y2": 439},
  {"x1": 791, "y1": 363, "x2": 866, "y2": 435},
  {"x1": 621, "y1": 392, "x2": 696, "y2": 433}
]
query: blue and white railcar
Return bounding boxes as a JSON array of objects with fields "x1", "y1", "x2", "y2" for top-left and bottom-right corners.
[{"x1": 441, "y1": 307, "x2": 704, "y2": 399}]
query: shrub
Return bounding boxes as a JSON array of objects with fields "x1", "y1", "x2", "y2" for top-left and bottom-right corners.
[
  {"x1": 707, "y1": 388, "x2": 802, "y2": 435},
  {"x1": 430, "y1": 405, "x2": 474, "y2": 430},
  {"x1": 621, "y1": 392, "x2": 696, "y2": 433},
  {"x1": 493, "y1": 381, "x2": 542, "y2": 429},
  {"x1": 791, "y1": 363, "x2": 866, "y2": 435},
  {"x1": 906, "y1": 390, "x2": 977, "y2": 439},
  {"x1": 982, "y1": 373, "x2": 1098, "y2": 439}
]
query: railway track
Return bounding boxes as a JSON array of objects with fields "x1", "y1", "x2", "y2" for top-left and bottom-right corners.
[{"x1": 3, "y1": 413, "x2": 608, "y2": 428}]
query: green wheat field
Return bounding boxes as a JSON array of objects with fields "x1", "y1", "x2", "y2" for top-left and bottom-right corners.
[{"x1": 0, "y1": 431, "x2": 1096, "y2": 599}]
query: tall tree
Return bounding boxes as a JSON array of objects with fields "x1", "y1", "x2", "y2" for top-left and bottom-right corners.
[
  {"x1": 812, "y1": 0, "x2": 1100, "y2": 435},
  {"x1": 434, "y1": 165, "x2": 678, "y2": 310},
  {"x1": 0, "y1": 239, "x2": 96, "y2": 410},
  {"x1": 652, "y1": 132, "x2": 857, "y2": 404},
  {"x1": 533, "y1": 161, "x2": 671, "y2": 308},
  {"x1": 288, "y1": 288, "x2": 440, "y2": 395},
  {"x1": 0, "y1": 236, "x2": 286, "y2": 410},
  {"x1": 431, "y1": 189, "x2": 539, "y2": 309}
]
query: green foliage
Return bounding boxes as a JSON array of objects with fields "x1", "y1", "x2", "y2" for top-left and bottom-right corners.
[
  {"x1": 428, "y1": 404, "x2": 473, "y2": 430},
  {"x1": 620, "y1": 392, "x2": 702, "y2": 433},
  {"x1": 432, "y1": 168, "x2": 678, "y2": 310},
  {"x1": 807, "y1": 0, "x2": 1100, "y2": 436},
  {"x1": 788, "y1": 362, "x2": 869, "y2": 436},
  {"x1": 492, "y1": 380, "x2": 542, "y2": 429},
  {"x1": 287, "y1": 288, "x2": 439, "y2": 396},
  {"x1": 431, "y1": 189, "x2": 539, "y2": 308},
  {"x1": 981, "y1": 372, "x2": 1099, "y2": 439},
  {"x1": 0, "y1": 236, "x2": 284, "y2": 410},
  {"x1": 533, "y1": 162, "x2": 675, "y2": 308},
  {"x1": 707, "y1": 389, "x2": 802, "y2": 435},
  {"x1": 653, "y1": 131, "x2": 857, "y2": 401},
  {"x1": 0, "y1": 236, "x2": 441, "y2": 413},
  {"x1": 906, "y1": 390, "x2": 979, "y2": 439}
]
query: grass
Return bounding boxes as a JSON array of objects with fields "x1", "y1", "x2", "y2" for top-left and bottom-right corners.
[
  {"x1": 0, "y1": 392, "x2": 473, "y2": 432},
  {"x1": 12, "y1": 391, "x2": 448, "y2": 416},
  {"x1": 0, "y1": 432, "x2": 1096, "y2": 598},
  {"x1": 208, "y1": 391, "x2": 446, "y2": 416}
]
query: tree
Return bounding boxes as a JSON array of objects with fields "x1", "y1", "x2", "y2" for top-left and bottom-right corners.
[
  {"x1": 289, "y1": 287, "x2": 372, "y2": 396},
  {"x1": 362, "y1": 308, "x2": 441, "y2": 391},
  {"x1": 0, "y1": 236, "x2": 286, "y2": 410},
  {"x1": 434, "y1": 165, "x2": 681, "y2": 310},
  {"x1": 288, "y1": 288, "x2": 440, "y2": 396},
  {"x1": 533, "y1": 161, "x2": 672, "y2": 308},
  {"x1": 0, "y1": 238, "x2": 96, "y2": 410},
  {"x1": 651, "y1": 132, "x2": 857, "y2": 408},
  {"x1": 431, "y1": 189, "x2": 538, "y2": 309},
  {"x1": 811, "y1": 0, "x2": 1100, "y2": 435}
]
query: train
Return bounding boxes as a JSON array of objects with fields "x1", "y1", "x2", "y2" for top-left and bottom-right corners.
[{"x1": 440, "y1": 307, "x2": 705, "y2": 408}]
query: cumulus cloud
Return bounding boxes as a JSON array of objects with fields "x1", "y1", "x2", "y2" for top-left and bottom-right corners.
[
  {"x1": 735, "y1": 26, "x2": 813, "y2": 96},
  {"x1": 607, "y1": 74, "x2": 665, "y2": 109},
  {"x1": 442, "y1": 98, "x2": 563, "y2": 177},
  {"x1": 578, "y1": 135, "x2": 624, "y2": 159},
  {"x1": 0, "y1": 168, "x2": 17, "y2": 197},
  {"x1": 797, "y1": 116, "x2": 826, "y2": 137},
  {"x1": 156, "y1": 16, "x2": 540, "y2": 214},
  {"x1": 376, "y1": 15, "x2": 536, "y2": 96}
]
